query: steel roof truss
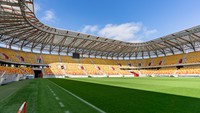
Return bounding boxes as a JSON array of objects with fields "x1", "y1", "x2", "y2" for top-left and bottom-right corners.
[
  {"x1": 163, "y1": 40, "x2": 183, "y2": 52},
  {"x1": 67, "y1": 38, "x2": 77, "y2": 53},
  {"x1": 58, "y1": 36, "x2": 67, "y2": 53},
  {"x1": 31, "y1": 32, "x2": 47, "y2": 50},
  {"x1": 23, "y1": 31, "x2": 43, "y2": 47},
  {"x1": 40, "y1": 34, "x2": 52, "y2": 51},
  {"x1": 75, "y1": 39, "x2": 87, "y2": 53},
  {"x1": 1, "y1": 28, "x2": 33, "y2": 42},
  {"x1": 12, "y1": 29, "x2": 38, "y2": 44},
  {"x1": 49, "y1": 35, "x2": 56, "y2": 53}
]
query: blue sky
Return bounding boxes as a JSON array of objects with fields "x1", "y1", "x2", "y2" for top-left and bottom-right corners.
[{"x1": 34, "y1": 0, "x2": 200, "y2": 42}]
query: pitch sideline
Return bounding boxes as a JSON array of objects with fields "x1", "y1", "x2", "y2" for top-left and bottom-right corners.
[{"x1": 48, "y1": 79, "x2": 106, "y2": 113}]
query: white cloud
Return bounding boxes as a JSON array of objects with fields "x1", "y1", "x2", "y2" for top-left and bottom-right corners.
[
  {"x1": 98, "y1": 23, "x2": 142, "y2": 42},
  {"x1": 42, "y1": 10, "x2": 56, "y2": 22},
  {"x1": 33, "y1": 3, "x2": 58, "y2": 26},
  {"x1": 34, "y1": 3, "x2": 41, "y2": 13},
  {"x1": 143, "y1": 28, "x2": 157, "y2": 37},
  {"x1": 80, "y1": 22, "x2": 157, "y2": 43},
  {"x1": 81, "y1": 25, "x2": 98, "y2": 34}
]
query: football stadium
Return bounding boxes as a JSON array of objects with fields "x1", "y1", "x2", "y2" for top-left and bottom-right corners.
[{"x1": 1, "y1": 0, "x2": 200, "y2": 113}]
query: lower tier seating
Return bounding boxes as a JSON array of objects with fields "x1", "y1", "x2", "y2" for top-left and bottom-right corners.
[
  {"x1": 0, "y1": 66, "x2": 24, "y2": 75},
  {"x1": 176, "y1": 66, "x2": 200, "y2": 74},
  {"x1": 20, "y1": 67, "x2": 34, "y2": 74},
  {"x1": 43, "y1": 63, "x2": 132, "y2": 76}
]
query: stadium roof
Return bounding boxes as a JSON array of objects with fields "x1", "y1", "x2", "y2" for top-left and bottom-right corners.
[{"x1": 1, "y1": 0, "x2": 200, "y2": 59}]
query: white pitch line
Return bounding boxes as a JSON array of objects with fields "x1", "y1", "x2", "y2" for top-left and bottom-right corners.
[
  {"x1": 65, "y1": 111, "x2": 70, "y2": 113},
  {"x1": 59, "y1": 102, "x2": 65, "y2": 107},
  {"x1": 48, "y1": 86, "x2": 57, "y2": 96},
  {"x1": 56, "y1": 97, "x2": 60, "y2": 100},
  {"x1": 47, "y1": 86, "x2": 51, "y2": 90},
  {"x1": 48, "y1": 86, "x2": 54, "y2": 93},
  {"x1": 48, "y1": 80, "x2": 106, "y2": 113},
  {"x1": 51, "y1": 90, "x2": 55, "y2": 94}
]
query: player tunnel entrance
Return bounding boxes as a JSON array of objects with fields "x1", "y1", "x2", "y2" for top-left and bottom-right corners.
[{"x1": 34, "y1": 70, "x2": 43, "y2": 78}]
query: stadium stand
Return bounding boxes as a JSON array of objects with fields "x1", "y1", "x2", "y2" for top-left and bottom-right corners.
[
  {"x1": 0, "y1": 0, "x2": 200, "y2": 82},
  {"x1": 0, "y1": 48, "x2": 19, "y2": 62},
  {"x1": 164, "y1": 54, "x2": 184, "y2": 65},
  {"x1": 48, "y1": 63, "x2": 65, "y2": 75},
  {"x1": 0, "y1": 66, "x2": 26, "y2": 85},
  {"x1": 154, "y1": 67, "x2": 177, "y2": 75},
  {"x1": 177, "y1": 66, "x2": 200, "y2": 75},
  {"x1": 104, "y1": 59, "x2": 118, "y2": 65},
  {"x1": 64, "y1": 63, "x2": 86, "y2": 75},
  {"x1": 82, "y1": 64, "x2": 103, "y2": 75},
  {"x1": 0, "y1": 66, "x2": 23, "y2": 75},
  {"x1": 152, "y1": 57, "x2": 164, "y2": 66},
  {"x1": 3, "y1": 46, "x2": 200, "y2": 78},
  {"x1": 98, "y1": 65, "x2": 119, "y2": 75},
  {"x1": 20, "y1": 67, "x2": 34, "y2": 75},
  {"x1": 44, "y1": 68, "x2": 54, "y2": 75},
  {"x1": 42, "y1": 54, "x2": 60, "y2": 64},
  {"x1": 140, "y1": 69, "x2": 156, "y2": 75},
  {"x1": 60, "y1": 56, "x2": 79, "y2": 63},
  {"x1": 92, "y1": 58, "x2": 107, "y2": 65},
  {"x1": 185, "y1": 51, "x2": 200, "y2": 64},
  {"x1": 116, "y1": 60, "x2": 130, "y2": 66}
]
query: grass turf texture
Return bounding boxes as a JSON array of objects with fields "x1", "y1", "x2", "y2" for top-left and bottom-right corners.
[
  {"x1": 0, "y1": 79, "x2": 98, "y2": 113},
  {"x1": 49, "y1": 78, "x2": 200, "y2": 113},
  {"x1": 1, "y1": 78, "x2": 200, "y2": 113}
]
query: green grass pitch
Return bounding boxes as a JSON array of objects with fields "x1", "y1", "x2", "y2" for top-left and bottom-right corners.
[{"x1": 1, "y1": 77, "x2": 200, "y2": 113}]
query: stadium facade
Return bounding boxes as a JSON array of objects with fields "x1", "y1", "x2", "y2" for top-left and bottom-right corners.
[
  {"x1": 1, "y1": 0, "x2": 200, "y2": 84},
  {"x1": 1, "y1": 0, "x2": 200, "y2": 58}
]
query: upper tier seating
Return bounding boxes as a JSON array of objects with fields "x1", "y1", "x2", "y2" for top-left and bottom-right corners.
[
  {"x1": 1, "y1": 47, "x2": 200, "y2": 66},
  {"x1": 164, "y1": 54, "x2": 184, "y2": 65},
  {"x1": 42, "y1": 54, "x2": 60, "y2": 64},
  {"x1": 104, "y1": 59, "x2": 118, "y2": 65},
  {"x1": 0, "y1": 48, "x2": 19, "y2": 62},
  {"x1": 185, "y1": 51, "x2": 200, "y2": 64},
  {"x1": 116, "y1": 60, "x2": 130, "y2": 66},
  {"x1": 79, "y1": 58, "x2": 93, "y2": 64},
  {"x1": 152, "y1": 57, "x2": 164, "y2": 66},
  {"x1": 92, "y1": 58, "x2": 107, "y2": 65},
  {"x1": 60, "y1": 56, "x2": 78, "y2": 63}
]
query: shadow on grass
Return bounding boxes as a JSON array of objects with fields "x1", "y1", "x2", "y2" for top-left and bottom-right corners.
[{"x1": 49, "y1": 78, "x2": 200, "y2": 113}]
